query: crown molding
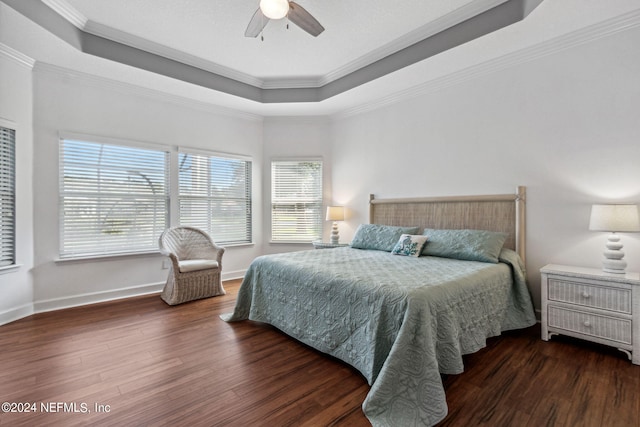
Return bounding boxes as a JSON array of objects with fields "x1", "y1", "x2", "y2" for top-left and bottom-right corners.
[
  {"x1": 260, "y1": 77, "x2": 324, "y2": 89},
  {"x1": 36, "y1": 0, "x2": 325, "y2": 90},
  {"x1": 259, "y1": 0, "x2": 509, "y2": 89},
  {"x1": 33, "y1": 62, "x2": 263, "y2": 122},
  {"x1": 3, "y1": 0, "x2": 543, "y2": 103},
  {"x1": 0, "y1": 42, "x2": 35, "y2": 68},
  {"x1": 38, "y1": 0, "x2": 509, "y2": 91},
  {"x1": 41, "y1": 0, "x2": 86, "y2": 28},
  {"x1": 319, "y1": 0, "x2": 508, "y2": 87},
  {"x1": 34, "y1": 0, "x2": 266, "y2": 89},
  {"x1": 334, "y1": 8, "x2": 640, "y2": 120},
  {"x1": 83, "y1": 20, "x2": 265, "y2": 89}
]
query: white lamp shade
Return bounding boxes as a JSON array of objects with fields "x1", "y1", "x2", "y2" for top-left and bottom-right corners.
[
  {"x1": 259, "y1": 0, "x2": 289, "y2": 19},
  {"x1": 326, "y1": 206, "x2": 344, "y2": 222},
  {"x1": 589, "y1": 204, "x2": 640, "y2": 232}
]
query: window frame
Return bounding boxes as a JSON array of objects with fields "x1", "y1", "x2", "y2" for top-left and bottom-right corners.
[
  {"x1": 270, "y1": 158, "x2": 323, "y2": 244},
  {"x1": 177, "y1": 147, "x2": 252, "y2": 246},
  {"x1": 59, "y1": 135, "x2": 170, "y2": 259},
  {"x1": 57, "y1": 134, "x2": 254, "y2": 261}
]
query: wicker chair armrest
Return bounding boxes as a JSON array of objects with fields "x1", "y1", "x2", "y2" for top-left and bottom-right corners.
[
  {"x1": 215, "y1": 246, "x2": 225, "y2": 264},
  {"x1": 165, "y1": 253, "x2": 181, "y2": 270}
]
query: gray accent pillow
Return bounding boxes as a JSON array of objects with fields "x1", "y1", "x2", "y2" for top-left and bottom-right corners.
[
  {"x1": 421, "y1": 228, "x2": 508, "y2": 263},
  {"x1": 350, "y1": 224, "x2": 420, "y2": 252}
]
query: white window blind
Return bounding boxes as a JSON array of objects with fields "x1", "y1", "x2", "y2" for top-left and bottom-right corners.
[
  {"x1": 178, "y1": 152, "x2": 252, "y2": 245},
  {"x1": 271, "y1": 160, "x2": 322, "y2": 243},
  {"x1": 0, "y1": 127, "x2": 16, "y2": 267},
  {"x1": 60, "y1": 139, "x2": 169, "y2": 258}
]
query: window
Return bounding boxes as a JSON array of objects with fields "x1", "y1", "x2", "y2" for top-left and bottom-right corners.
[
  {"x1": 0, "y1": 126, "x2": 16, "y2": 267},
  {"x1": 178, "y1": 151, "x2": 252, "y2": 244},
  {"x1": 60, "y1": 139, "x2": 169, "y2": 258},
  {"x1": 59, "y1": 137, "x2": 254, "y2": 259},
  {"x1": 271, "y1": 160, "x2": 322, "y2": 243}
]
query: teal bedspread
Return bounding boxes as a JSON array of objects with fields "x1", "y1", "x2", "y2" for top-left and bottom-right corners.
[{"x1": 221, "y1": 247, "x2": 536, "y2": 426}]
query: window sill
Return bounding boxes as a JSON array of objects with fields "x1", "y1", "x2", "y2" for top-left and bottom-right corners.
[
  {"x1": 0, "y1": 264, "x2": 23, "y2": 275},
  {"x1": 220, "y1": 242, "x2": 255, "y2": 249},
  {"x1": 55, "y1": 251, "x2": 162, "y2": 264},
  {"x1": 55, "y1": 243, "x2": 255, "y2": 264}
]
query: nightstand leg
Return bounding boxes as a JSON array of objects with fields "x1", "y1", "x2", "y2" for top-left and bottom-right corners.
[{"x1": 618, "y1": 348, "x2": 633, "y2": 362}]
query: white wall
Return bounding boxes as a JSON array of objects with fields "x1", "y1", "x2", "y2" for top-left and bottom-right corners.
[
  {"x1": 0, "y1": 49, "x2": 35, "y2": 324},
  {"x1": 31, "y1": 66, "x2": 264, "y2": 311},
  {"x1": 330, "y1": 25, "x2": 640, "y2": 311},
  {"x1": 262, "y1": 116, "x2": 333, "y2": 255},
  {"x1": 2, "y1": 2, "x2": 639, "y2": 323}
]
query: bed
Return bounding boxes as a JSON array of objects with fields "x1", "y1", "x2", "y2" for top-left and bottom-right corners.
[{"x1": 221, "y1": 186, "x2": 536, "y2": 426}]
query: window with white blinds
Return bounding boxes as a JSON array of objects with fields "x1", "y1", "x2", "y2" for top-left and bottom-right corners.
[
  {"x1": 178, "y1": 152, "x2": 252, "y2": 245},
  {"x1": 271, "y1": 160, "x2": 322, "y2": 243},
  {"x1": 60, "y1": 139, "x2": 169, "y2": 258},
  {"x1": 0, "y1": 127, "x2": 16, "y2": 267}
]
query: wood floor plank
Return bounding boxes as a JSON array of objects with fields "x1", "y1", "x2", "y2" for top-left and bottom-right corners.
[{"x1": 1, "y1": 279, "x2": 639, "y2": 427}]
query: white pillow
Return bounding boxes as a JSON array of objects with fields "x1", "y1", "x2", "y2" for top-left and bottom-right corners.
[
  {"x1": 178, "y1": 259, "x2": 219, "y2": 273},
  {"x1": 391, "y1": 234, "x2": 429, "y2": 257}
]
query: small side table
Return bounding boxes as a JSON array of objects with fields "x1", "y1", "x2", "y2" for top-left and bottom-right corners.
[
  {"x1": 312, "y1": 241, "x2": 349, "y2": 249},
  {"x1": 541, "y1": 264, "x2": 640, "y2": 365}
]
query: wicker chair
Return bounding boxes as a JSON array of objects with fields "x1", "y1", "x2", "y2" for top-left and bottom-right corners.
[{"x1": 158, "y1": 226, "x2": 225, "y2": 305}]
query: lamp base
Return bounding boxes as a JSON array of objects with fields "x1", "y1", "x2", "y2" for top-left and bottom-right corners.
[
  {"x1": 601, "y1": 233, "x2": 627, "y2": 274},
  {"x1": 602, "y1": 259, "x2": 627, "y2": 274},
  {"x1": 330, "y1": 221, "x2": 340, "y2": 244}
]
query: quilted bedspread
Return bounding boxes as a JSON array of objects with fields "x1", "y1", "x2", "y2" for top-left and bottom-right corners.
[{"x1": 221, "y1": 247, "x2": 536, "y2": 426}]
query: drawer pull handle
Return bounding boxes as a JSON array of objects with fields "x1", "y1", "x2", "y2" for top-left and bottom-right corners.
[
  {"x1": 581, "y1": 292, "x2": 591, "y2": 299},
  {"x1": 584, "y1": 321, "x2": 591, "y2": 327}
]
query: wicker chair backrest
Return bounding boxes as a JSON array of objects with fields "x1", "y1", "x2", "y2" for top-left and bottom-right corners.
[{"x1": 160, "y1": 227, "x2": 215, "y2": 261}]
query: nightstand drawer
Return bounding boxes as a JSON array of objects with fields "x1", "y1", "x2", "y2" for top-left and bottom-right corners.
[
  {"x1": 548, "y1": 278, "x2": 631, "y2": 314},
  {"x1": 548, "y1": 306, "x2": 632, "y2": 345}
]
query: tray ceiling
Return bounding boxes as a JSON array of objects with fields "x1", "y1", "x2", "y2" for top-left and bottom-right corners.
[
  {"x1": 5, "y1": 0, "x2": 544, "y2": 102},
  {"x1": 62, "y1": 0, "x2": 496, "y2": 85}
]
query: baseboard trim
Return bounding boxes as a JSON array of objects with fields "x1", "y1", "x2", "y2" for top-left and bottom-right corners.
[
  {"x1": 4, "y1": 272, "x2": 248, "y2": 325},
  {"x1": 33, "y1": 282, "x2": 165, "y2": 314},
  {"x1": 222, "y1": 269, "x2": 246, "y2": 282},
  {"x1": 0, "y1": 303, "x2": 35, "y2": 326}
]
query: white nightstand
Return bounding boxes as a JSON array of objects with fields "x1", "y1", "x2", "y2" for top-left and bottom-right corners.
[
  {"x1": 312, "y1": 241, "x2": 349, "y2": 249},
  {"x1": 541, "y1": 264, "x2": 640, "y2": 365}
]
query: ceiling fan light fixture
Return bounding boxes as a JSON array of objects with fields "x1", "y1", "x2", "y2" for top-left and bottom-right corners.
[{"x1": 259, "y1": 0, "x2": 289, "y2": 20}]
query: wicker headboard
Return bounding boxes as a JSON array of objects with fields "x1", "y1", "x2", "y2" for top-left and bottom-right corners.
[{"x1": 369, "y1": 186, "x2": 526, "y2": 263}]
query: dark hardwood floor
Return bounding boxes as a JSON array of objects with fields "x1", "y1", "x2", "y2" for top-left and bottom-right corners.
[{"x1": 1, "y1": 279, "x2": 638, "y2": 426}]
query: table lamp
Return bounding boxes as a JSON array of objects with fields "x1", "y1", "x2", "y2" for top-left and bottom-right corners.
[
  {"x1": 589, "y1": 204, "x2": 640, "y2": 273},
  {"x1": 326, "y1": 206, "x2": 345, "y2": 244}
]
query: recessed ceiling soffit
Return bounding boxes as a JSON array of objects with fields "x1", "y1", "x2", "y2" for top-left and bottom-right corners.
[{"x1": 2, "y1": 0, "x2": 543, "y2": 103}]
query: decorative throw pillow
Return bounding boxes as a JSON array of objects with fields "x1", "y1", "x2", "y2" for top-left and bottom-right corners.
[
  {"x1": 350, "y1": 224, "x2": 420, "y2": 252},
  {"x1": 421, "y1": 228, "x2": 508, "y2": 263},
  {"x1": 391, "y1": 234, "x2": 429, "y2": 257}
]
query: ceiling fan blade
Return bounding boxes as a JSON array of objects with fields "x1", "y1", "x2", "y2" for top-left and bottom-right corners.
[
  {"x1": 288, "y1": 2, "x2": 324, "y2": 37},
  {"x1": 245, "y1": 8, "x2": 269, "y2": 37}
]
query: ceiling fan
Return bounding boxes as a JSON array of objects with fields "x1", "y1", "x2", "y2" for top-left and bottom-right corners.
[{"x1": 245, "y1": 0, "x2": 325, "y2": 38}]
